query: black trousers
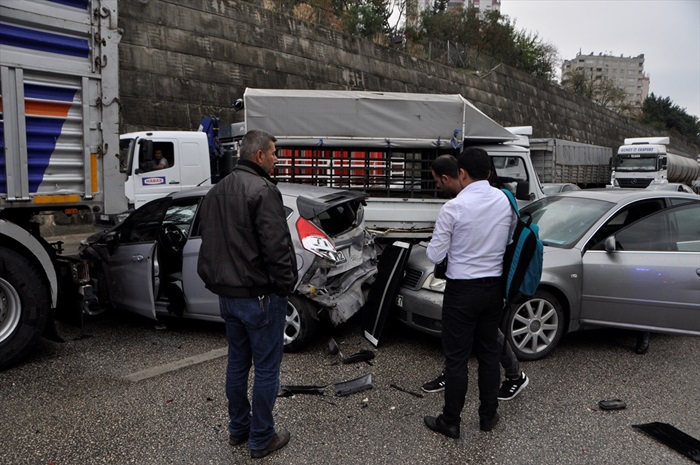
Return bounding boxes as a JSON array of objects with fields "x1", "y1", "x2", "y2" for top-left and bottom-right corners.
[{"x1": 441, "y1": 277, "x2": 504, "y2": 425}]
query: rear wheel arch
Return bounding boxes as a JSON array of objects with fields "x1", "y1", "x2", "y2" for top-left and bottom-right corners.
[{"x1": 283, "y1": 294, "x2": 320, "y2": 353}]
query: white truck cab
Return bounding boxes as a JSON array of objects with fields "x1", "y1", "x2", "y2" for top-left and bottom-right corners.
[{"x1": 120, "y1": 131, "x2": 212, "y2": 210}]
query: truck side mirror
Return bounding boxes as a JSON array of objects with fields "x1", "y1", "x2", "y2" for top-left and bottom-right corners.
[{"x1": 515, "y1": 181, "x2": 531, "y2": 201}]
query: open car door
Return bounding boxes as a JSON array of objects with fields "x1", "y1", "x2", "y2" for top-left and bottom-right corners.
[{"x1": 107, "y1": 197, "x2": 172, "y2": 320}]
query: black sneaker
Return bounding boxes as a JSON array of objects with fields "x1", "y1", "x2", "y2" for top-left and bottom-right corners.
[
  {"x1": 498, "y1": 372, "x2": 529, "y2": 401},
  {"x1": 422, "y1": 372, "x2": 446, "y2": 393}
]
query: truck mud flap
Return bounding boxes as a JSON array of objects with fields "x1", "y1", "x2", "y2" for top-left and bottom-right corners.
[
  {"x1": 633, "y1": 422, "x2": 700, "y2": 463},
  {"x1": 362, "y1": 241, "x2": 412, "y2": 347}
]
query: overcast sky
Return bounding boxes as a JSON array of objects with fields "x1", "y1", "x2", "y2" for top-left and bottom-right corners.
[{"x1": 499, "y1": 0, "x2": 700, "y2": 118}]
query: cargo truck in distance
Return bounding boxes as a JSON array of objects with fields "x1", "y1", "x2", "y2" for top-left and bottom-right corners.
[
  {"x1": 529, "y1": 138, "x2": 612, "y2": 188},
  {"x1": 118, "y1": 89, "x2": 546, "y2": 241},
  {"x1": 611, "y1": 137, "x2": 700, "y2": 188},
  {"x1": 0, "y1": 0, "x2": 123, "y2": 369}
]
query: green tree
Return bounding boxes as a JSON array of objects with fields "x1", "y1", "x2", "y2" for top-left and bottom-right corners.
[{"x1": 640, "y1": 93, "x2": 700, "y2": 143}]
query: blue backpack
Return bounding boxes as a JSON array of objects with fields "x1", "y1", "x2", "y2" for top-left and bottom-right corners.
[{"x1": 501, "y1": 189, "x2": 544, "y2": 302}]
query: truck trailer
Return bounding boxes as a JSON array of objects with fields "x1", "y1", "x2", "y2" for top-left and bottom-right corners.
[
  {"x1": 0, "y1": 0, "x2": 123, "y2": 369},
  {"x1": 611, "y1": 137, "x2": 700, "y2": 188},
  {"x1": 529, "y1": 138, "x2": 612, "y2": 187}
]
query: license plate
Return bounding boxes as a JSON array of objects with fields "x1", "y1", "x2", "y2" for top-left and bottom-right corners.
[
  {"x1": 395, "y1": 294, "x2": 403, "y2": 308},
  {"x1": 100, "y1": 214, "x2": 109, "y2": 221}
]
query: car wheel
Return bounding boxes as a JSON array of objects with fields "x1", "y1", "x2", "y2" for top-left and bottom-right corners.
[
  {"x1": 0, "y1": 247, "x2": 50, "y2": 370},
  {"x1": 284, "y1": 294, "x2": 319, "y2": 353},
  {"x1": 505, "y1": 290, "x2": 564, "y2": 361}
]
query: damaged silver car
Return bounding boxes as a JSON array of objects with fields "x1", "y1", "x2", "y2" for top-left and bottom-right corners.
[{"x1": 81, "y1": 183, "x2": 377, "y2": 351}]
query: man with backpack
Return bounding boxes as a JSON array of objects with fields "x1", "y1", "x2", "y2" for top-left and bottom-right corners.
[
  {"x1": 422, "y1": 155, "x2": 529, "y2": 401},
  {"x1": 423, "y1": 148, "x2": 517, "y2": 439}
]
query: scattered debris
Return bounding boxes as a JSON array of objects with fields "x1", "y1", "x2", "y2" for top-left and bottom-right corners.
[
  {"x1": 633, "y1": 422, "x2": 700, "y2": 463},
  {"x1": 598, "y1": 399, "x2": 626, "y2": 410},
  {"x1": 280, "y1": 373, "x2": 374, "y2": 398},
  {"x1": 390, "y1": 383, "x2": 424, "y2": 398},
  {"x1": 328, "y1": 338, "x2": 375, "y2": 365}
]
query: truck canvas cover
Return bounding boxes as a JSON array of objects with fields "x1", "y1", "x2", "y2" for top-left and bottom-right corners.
[{"x1": 243, "y1": 89, "x2": 516, "y2": 148}]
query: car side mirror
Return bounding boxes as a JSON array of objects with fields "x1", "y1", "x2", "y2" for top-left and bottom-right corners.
[
  {"x1": 604, "y1": 236, "x2": 617, "y2": 252},
  {"x1": 515, "y1": 181, "x2": 531, "y2": 201}
]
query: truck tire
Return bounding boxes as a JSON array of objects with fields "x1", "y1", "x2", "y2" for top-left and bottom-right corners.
[
  {"x1": 0, "y1": 247, "x2": 50, "y2": 370},
  {"x1": 283, "y1": 294, "x2": 319, "y2": 353}
]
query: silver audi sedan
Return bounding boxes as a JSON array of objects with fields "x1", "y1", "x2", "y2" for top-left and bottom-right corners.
[{"x1": 396, "y1": 189, "x2": 700, "y2": 360}]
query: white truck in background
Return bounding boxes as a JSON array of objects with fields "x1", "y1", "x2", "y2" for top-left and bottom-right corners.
[
  {"x1": 0, "y1": 0, "x2": 123, "y2": 369},
  {"x1": 117, "y1": 89, "x2": 546, "y2": 241},
  {"x1": 611, "y1": 137, "x2": 700, "y2": 188}
]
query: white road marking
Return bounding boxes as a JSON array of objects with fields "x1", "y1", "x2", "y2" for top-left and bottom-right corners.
[{"x1": 123, "y1": 347, "x2": 228, "y2": 382}]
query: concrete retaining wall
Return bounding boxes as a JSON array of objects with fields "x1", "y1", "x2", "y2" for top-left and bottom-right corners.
[{"x1": 118, "y1": 0, "x2": 698, "y2": 155}]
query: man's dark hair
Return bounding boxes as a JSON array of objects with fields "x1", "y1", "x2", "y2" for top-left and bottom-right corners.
[
  {"x1": 240, "y1": 130, "x2": 276, "y2": 161},
  {"x1": 431, "y1": 154, "x2": 459, "y2": 179},
  {"x1": 458, "y1": 147, "x2": 491, "y2": 181}
]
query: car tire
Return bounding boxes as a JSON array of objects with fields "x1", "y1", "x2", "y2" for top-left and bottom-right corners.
[
  {"x1": 0, "y1": 247, "x2": 50, "y2": 370},
  {"x1": 505, "y1": 290, "x2": 564, "y2": 361},
  {"x1": 284, "y1": 294, "x2": 319, "y2": 353}
]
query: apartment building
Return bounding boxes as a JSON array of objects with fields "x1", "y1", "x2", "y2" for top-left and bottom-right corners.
[
  {"x1": 561, "y1": 52, "x2": 650, "y2": 110},
  {"x1": 414, "y1": 0, "x2": 501, "y2": 17}
]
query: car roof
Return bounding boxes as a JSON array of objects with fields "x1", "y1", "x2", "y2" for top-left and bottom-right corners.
[{"x1": 547, "y1": 188, "x2": 698, "y2": 202}]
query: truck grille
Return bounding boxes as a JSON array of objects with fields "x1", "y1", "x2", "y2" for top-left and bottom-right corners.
[{"x1": 617, "y1": 178, "x2": 652, "y2": 188}]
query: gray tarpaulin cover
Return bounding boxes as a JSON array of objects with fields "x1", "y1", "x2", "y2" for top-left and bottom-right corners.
[
  {"x1": 243, "y1": 88, "x2": 516, "y2": 149},
  {"x1": 530, "y1": 138, "x2": 612, "y2": 166}
]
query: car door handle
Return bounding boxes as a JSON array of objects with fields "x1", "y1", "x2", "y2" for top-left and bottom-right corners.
[
  {"x1": 132, "y1": 254, "x2": 145, "y2": 262},
  {"x1": 169, "y1": 181, "x2": 180, "y2": 184}
]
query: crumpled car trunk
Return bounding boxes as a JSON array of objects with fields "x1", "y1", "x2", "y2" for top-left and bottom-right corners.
[{"x1": 296, "y1": 210, "x2": 377, "y2": 326}]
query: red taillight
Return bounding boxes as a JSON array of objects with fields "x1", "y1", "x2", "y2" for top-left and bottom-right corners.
[{"x1": 296, "y1": 217, "x2": 341, "y2": 263}]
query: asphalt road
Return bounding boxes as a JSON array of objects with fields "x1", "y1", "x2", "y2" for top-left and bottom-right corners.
[{"x1": 2, "y1": 306, "x2": 699, "y2": 465}]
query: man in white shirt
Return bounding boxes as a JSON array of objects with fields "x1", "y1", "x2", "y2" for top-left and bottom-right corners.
[
  {"x1": 421, "y1": 155, "x2": 529, "y2": 401},
  {"x1": 423, "y1": 148, "x2": 516, "y2": 439}
]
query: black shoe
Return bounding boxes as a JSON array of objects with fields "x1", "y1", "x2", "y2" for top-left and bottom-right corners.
[
  {"x1": 250, "y1": 429, "x2": 290, "y2": 459},
  {"x1": 480, "y1": 412, "x2": 500, "y2": 432},
  {"x1": 635, "y1": 332, "x2": 650, "y2": 354},
  {"x1": 422, "y1": 372, "x2": 446, "y2": 393},
  {"x1": 229, "y1": 432, "x2": 249, "y2": 446},
  {"x1": 424, "y1": 415, "x2": 460, "y2": 438},
  {"x1": 498, "y1": 372, "x2": 529, "y2": 401}
]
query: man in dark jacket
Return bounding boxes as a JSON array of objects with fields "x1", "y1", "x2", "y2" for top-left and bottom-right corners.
[{"x1": 197, "y1": 130, "x2": 298, "y2": 459}]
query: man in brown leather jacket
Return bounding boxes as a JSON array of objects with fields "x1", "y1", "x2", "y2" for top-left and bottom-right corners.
[{"x1": 197, "y1": 130, "x2": 297, "y2": 459}]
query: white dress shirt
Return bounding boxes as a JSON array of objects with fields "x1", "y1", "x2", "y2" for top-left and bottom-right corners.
[{"x1": 426, "y1": 180, "x2": 516, "y2": 280}]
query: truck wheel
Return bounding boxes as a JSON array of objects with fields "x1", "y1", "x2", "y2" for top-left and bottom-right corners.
[
  {"x1": 283, "y1": 295, "x2": 319, "y2": 353},
  {"x1": 0, "y1": 247, "x2": 50, "y2": 370},
  {"x1": 505, "y1": 290, "x2": 564, "y2": 361}
]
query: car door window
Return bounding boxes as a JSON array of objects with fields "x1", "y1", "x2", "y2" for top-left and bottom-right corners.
[
  {"x1": 588, "y1": 199, "x2": 665, "y2": 249},
  {"x1": 615, "y1": 202, "x2": 700, "y2": 252},
  {"x1": 118, "y1": 197, "x2": 171, "y2": 244}
]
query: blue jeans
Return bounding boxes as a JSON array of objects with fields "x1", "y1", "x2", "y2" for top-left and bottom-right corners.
[{"x1": 219, "y1": 294, "x2": 286, "y2": 450}]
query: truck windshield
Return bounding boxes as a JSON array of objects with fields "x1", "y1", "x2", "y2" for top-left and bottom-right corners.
[{"x1": 615, "y1": 156, "x2": 657, "y2": 172}]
